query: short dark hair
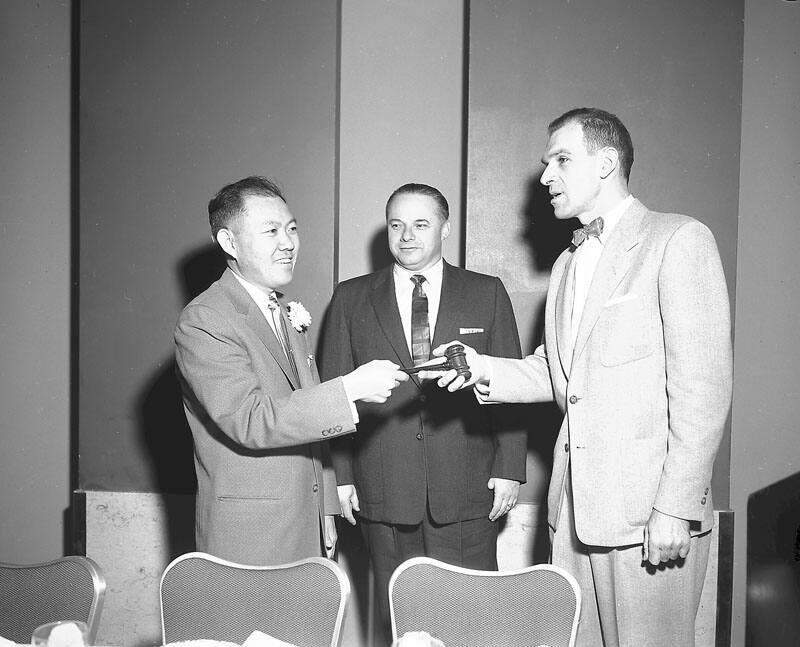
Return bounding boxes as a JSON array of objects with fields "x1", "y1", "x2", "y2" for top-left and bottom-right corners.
[
  {"x1": 548, "y1": 108, "x2": 634, "y2": 181},
  {"x1": 208, "y1": 176, "x2": 286, "y2": 239},
  {"x1": 386, "y1": 183, "x2": 449, "y2": 221}
]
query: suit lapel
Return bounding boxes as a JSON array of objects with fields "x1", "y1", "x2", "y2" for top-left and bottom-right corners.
[
  {"x1": 219, "y1": 269, "x2": 299, "y2": 389},
  {"x1": 283, "y1": 309, "x2": 317, "y2": 388},
  {"x1": 554, "y1": 251, "x2": 577, "y2": 378},
  {"x1": 430, "y1": 262, "x2": 463, "y2": 350},
  {"x1": 572, "y1": 201, "x2": 645, "y2": 363},
  {"x1": 370, "y1": 267, "x2": 414, "y2": 369}
]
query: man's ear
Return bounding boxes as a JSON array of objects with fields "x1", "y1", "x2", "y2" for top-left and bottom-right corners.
[
  {"x1": 599, "y1": 146, "x2": 620, "y2": 180},
  {"x1": 441, "y1": 220, "x2": 451, "y2": 241},
  {"x1": 215, "y1": 228, "x2": 237, "y2": 259}
]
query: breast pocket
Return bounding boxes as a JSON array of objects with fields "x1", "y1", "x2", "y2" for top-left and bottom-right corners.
[{"x1": 599, "y1": 296, "x2": 655, "y2": 366}]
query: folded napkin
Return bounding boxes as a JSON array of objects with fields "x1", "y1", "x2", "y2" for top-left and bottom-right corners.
[
  {"x1": 393, "y1": 632, "x2": 446, "y2": 647},
  {"x1": 241, "y1": 631, "x2": 297, "y2": 647}
]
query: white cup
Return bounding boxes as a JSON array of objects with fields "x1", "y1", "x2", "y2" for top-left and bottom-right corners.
[{"x1": 31, "y1": 621, "x2": 89, "y2": 647}]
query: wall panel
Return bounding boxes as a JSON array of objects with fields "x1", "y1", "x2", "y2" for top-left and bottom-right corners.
[
  {"x1": 467, "y1": 0, "x2": 743, "y2": 505},
  {"x1": 78, "y1": 0, "x2": 338, "y2": 492}
]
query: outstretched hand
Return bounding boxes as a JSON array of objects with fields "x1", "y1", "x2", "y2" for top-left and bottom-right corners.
[
  {"x1": 417, "y1": 341, "x2": 489, "y2": 392},
  {"x1": 342, "y1": 360, "x2": 409, "y2": 403}
]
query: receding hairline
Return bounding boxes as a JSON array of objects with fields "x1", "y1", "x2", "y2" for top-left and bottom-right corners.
[{"x1": 385, "y1": 189, "x2": 449, "y2": 222}]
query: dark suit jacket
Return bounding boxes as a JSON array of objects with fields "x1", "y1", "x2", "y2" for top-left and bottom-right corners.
[
  {"x1": 319, "y1": 262, "x2": 526, "y2": 525},
  {"x1": 174, "y1": 268, "x2": 356, "y2": 565}
]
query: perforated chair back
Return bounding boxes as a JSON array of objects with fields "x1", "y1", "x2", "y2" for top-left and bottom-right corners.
[
  {"x1": 160, "y1": 552, "x2": 350, "y2": 647},
  {"x1": 389, "y1": 557, "x2": 580, "y2": 647},
  {"x1": 0, "y1": 556, "x2": 106, "y2": 644}
]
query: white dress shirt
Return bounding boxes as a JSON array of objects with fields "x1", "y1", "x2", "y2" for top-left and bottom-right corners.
[
  {"x1": 570, "y1": 195, "x2": 634, "y2": 347},
  {"x1": 393, "y1": 259, "x2": 444, "y2": 356},
  {"x1": 231, "y1": 270, "x2": 282, "y2": 338},
  {"x1": 232, "y1": 270, "x2": 359, "y2": 423}
]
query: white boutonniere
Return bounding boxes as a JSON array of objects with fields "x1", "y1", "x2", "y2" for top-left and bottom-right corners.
[{"x1": 286, "y1": 301, "x2": 312, "y2": 332}]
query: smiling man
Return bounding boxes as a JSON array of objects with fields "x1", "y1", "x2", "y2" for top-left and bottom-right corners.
[
  {"x1": 319, "y1": 183, "x2": 526, "y2": 640},
  {"x1": 174, "y1": 176, "x2": 407, "y2": 566},
  {"x1": 430, "y1": 109, "x2": 733, "y2": 647}
]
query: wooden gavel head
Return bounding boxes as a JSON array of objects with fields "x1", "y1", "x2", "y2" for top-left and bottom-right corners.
[{"x1": 443, "y1": 344, "x2": 471, "y2": 381}]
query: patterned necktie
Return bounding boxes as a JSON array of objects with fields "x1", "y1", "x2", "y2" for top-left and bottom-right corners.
[
  {"x1": 268, "y1": 293, "x2": 300, "y2": 383},
  {"x1": 410, "y1": 274, "x2": 431, "y2": 366},
  {"x1": 571, "y1": 216, "x2": 604, "y2": 247}
]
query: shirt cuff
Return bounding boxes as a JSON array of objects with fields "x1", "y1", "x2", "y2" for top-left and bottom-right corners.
[
  {"x1": 473, "y1": 356, "x2": 494, "y2": 404},
  {"x1": 340, "y1": 377, "x2": 360, "y2": 424}
]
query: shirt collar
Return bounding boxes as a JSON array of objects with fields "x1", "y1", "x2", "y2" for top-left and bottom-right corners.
[
  {"x1": 597, "y1": 194, "x2": 634, "y2": 244},
  {"x1": 231, "y1": 269, "x2": 277, "y2": 310},
  {"x1": 393, "y1": 258, "x2": 444, "y2": 285}
]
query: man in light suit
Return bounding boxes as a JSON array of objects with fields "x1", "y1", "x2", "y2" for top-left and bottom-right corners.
[
  {"x1": 430, "y1": 109, "x2": 733, "y2": 647},
  {"x1": 319, "y1": 183, "x2": 526, "y2": 636},
  {"x1": 175, "y1": 176, "x2": 408, "y2": 566}
]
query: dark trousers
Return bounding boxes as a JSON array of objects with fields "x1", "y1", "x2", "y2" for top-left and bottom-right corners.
[{"x1": 360, "y1": 504, "x2": 498, "y2": 644}]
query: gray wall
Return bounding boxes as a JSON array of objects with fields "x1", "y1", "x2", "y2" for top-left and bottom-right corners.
[
  {"x1": 730, "y1": 1, "x2": 800, "y2": 644},
  {"x1": 77, "y1": 0, "x2": 466, "y2": 492},
  {"x1": 3, "y1": 2, "x2": 799, "y2": 644},
  {"x1": 0, "y1": 0, "x2": 72, "y2": 563},
  {"x1": 338, "y1": 0, "x2": 464, "y2": 280},
  {"x1": 467, "y1": 0, "x2": 743, "y2": 504},
  {"x1": 78, "y1": 0, "x2": 339, "y2": 492}
]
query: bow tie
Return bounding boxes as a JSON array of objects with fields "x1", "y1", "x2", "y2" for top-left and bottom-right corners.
[{"x1": 572, "y1": 217, "x2": 604, "y2": 247}]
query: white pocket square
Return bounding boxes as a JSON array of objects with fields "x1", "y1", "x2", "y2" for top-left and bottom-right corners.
[
  {"x1": 459, "y1": 327, "x2": 484, "y2": 334},
  {"x1": 604, "y1": 293, "x2": 638, "y2": 307}
]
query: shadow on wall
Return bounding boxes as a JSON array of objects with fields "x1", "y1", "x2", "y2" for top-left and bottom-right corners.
[
  {"x1": 519, "y1": 173, "x2": 575, "y2": 352},
  {"x1": 519, "y1": 173, "x2": 574, "y2": 565},
  {"x1": 136, "y1": 243, "x2": 227, "y2": 558},
  {"x1": 520, "y1": 174, "x2": 576, "y2": 269},
  {"x1": 747, "y1": 470, "x2": 800, "y2": 647}
]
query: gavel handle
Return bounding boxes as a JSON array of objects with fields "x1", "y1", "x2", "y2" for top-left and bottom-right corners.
[{"x1": 401, "y1": 362, "x2": 451, "y2": 375}]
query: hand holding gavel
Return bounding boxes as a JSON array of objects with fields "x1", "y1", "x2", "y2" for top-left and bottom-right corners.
[{"x1": 402, "y1": 344, "x2": 472, "y2": 382}]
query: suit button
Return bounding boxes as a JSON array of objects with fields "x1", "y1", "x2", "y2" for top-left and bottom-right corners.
[
  {"x1": 700, "y1": 496, "x2": 706, "y2": 505},
  {"x1": 419, "y1": 394, "x2": 427, "y2": 403},
  {"x1": 704, "y1": 487, "x2": 709, "y2": 494},
  {"x1": 564, "y1": 443, "x2": 569, "y2": 453},
  {"x1": 416, "y1": 433, "x2": 423, "y2": 441},
  {"x1": 312, "y1": 484, "x2": 319, "y2": 492},
  {"x1": 569, "y1": 395, "x2": 579, "y2": 405}
]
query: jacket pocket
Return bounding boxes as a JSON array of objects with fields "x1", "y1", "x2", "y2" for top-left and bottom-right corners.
[{"x1": 600, "y1": 297, "x2": 655, "y2": 366}]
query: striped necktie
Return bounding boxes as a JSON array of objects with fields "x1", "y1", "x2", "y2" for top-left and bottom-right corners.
[
  {"x1": 267, "y1": 293, "x2": 300, "y2": 383},
  {"x1": 410, "y1": 274, "x2": 431, "y2": 366}
]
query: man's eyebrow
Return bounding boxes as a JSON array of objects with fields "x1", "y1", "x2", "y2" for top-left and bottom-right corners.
[{"x1": 542, "y1": 147, "x2": 569, "y2": 164}]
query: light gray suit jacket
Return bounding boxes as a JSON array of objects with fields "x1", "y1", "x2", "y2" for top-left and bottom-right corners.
[
  {"x1": 175, "y1": 268, "x2": 356, "y2": 565},
  {"x1": 486, "y1": 200, "x2": 733, "y2": 547}
]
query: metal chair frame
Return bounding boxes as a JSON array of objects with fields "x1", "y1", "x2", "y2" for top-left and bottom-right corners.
[
  {"x1": 389, "y1": 556, "x2": 581, "y2": 647},
  {"x1": 160, "y1": 552, "x2": 350, "y2": 647},
  {"x1": 0, "y1": 555, "x2": 106, "y2": 644}
]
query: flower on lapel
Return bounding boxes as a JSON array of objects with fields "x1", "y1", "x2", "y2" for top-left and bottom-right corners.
[{"x1": 286, "y1": 301, "x2": 312, "y2": 332}]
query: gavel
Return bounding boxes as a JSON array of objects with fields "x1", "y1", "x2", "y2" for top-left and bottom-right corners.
[{"x1": 402, "y1": 344, "x2": 471, "y2": 382}]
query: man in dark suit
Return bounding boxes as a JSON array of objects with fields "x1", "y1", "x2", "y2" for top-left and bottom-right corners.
[
  {"x1": 319, "y1": 183, "x2": 526, "y2": 633},
  {"x1": 175, "y1": 176, "x2": 407, "y2": 566},
  {"x1": 431, "y1": 109, "x2": 733, "y2": 647}
]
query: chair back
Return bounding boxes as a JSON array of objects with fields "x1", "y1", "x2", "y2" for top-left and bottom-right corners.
[
  {"x1": 0, "y1": 556, "x2": 106, "y2": 644},
  {"x1": 389, "y1": 557, "x2": 580, "y2": 647},
  {"x1": 160, "y1": 552, "x2": 350, "y2": 647}
]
